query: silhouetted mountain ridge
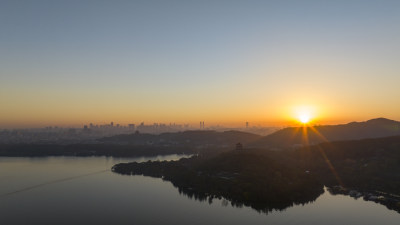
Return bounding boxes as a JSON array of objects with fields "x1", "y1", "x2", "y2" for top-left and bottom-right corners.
[{"x1": 251, "y1": 118, "x2": 400, "y2": 148}]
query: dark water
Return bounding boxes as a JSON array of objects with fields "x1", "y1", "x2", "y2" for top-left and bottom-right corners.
[{"x1": 1, "y1": 156, "x2": 399, "y2": 225}]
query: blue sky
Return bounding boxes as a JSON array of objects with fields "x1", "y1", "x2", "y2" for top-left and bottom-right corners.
[{"x1": 1, "y1": 0, "x2": 400, "y2": 127}]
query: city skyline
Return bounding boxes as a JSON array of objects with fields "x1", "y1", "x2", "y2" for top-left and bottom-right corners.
[
  {"x1": 1, "y1": 0, "x2": 400, "y2": 128},
  {"x1": 1, "y1": 120, "x2": 273, "y2": 130}
]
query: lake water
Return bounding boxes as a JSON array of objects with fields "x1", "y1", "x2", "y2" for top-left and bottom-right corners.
[{"x1": 1, "y1": 156, "x2": 400, "y2": 225}]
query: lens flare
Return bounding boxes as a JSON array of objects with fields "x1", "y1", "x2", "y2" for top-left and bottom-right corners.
[
  {"x1": 294, "y1": 105, "x2": 315, "y2": 124},
  {"x1": 299, "y1": 113, "x2": 311, "y2": 124}
]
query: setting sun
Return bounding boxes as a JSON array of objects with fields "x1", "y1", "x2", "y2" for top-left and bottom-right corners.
[
  {"x1": 299, "y1": 113, "x2": 311, "y2": 124},
  {"x1": 293, "y1": 105, "x2": 316, "y2": 125}
]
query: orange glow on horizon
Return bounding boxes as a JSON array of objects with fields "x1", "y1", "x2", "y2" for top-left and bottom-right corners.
[
  {"x1": 299, "y1": 114, "x2": 311, "y2": 124},
  {"x1": 290, "y1": 105, "x2": 317, "y2": 126}
]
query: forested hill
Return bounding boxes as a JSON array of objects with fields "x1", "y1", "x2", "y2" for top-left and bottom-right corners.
[
  {"x1": 251, "y1": 118, "x2": 400, "y2": 148},
  {"x1": 99, "y1": 130, "x2": 262, "y2": 147},
  {"x1": 113, "y1": 135, "x2": 400, "y2": 213},
  {"x1": 0, "y1": 130, "x2": 261, "y2": 157}
]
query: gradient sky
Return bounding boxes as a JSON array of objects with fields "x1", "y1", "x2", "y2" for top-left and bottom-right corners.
[{"x1": 1, "y1": 0, "x2": 400, "y2": 128}]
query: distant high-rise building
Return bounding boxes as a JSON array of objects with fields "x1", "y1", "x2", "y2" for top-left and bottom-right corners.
[
  {"x1": 128, "y1": 124, "x2": 135, "y2": 130},
  {"x1": 246, "y1": 122, "x2": 249, "y2": 129},
  {"x1": 111, "y1": 122, "x2": 114, "y2": 127}
]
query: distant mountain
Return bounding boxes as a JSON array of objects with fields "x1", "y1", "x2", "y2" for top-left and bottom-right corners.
[
  {"x1": 99, "y1": 130, "x2": 262, "y2": 147},
  {"x1": 100, "y1": 118, "x2": 400, "y2": 149},
  {"x1": 251, "y1": 118, "x2": 400, "y2": 148}
]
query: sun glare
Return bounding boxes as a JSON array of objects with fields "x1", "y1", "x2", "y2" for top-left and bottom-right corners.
[
  {"x1": 299, "y1": 114, "x2": 311, "y2": 124},
  {"x1": 293, "y1": 105, "x2": 315, "y2": 125}
]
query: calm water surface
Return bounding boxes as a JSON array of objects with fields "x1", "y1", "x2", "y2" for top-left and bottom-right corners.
[{"x1": 1, "y1": 156, "x2": 400, "y2": 225}]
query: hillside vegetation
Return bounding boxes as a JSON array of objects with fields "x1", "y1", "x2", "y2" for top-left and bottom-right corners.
[{"x1": 113, "y1": 135, "x2": 400, "y2": 213}]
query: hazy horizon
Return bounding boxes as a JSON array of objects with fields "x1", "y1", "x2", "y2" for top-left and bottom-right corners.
[
  {"x1": 1, "y1": 0, "x2": 400, "y2": 128},
  {"x1": 1, "y1": 117, "x2": 397, "y2": 130}
]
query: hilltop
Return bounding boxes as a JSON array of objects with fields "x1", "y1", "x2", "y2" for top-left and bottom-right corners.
[
  {"x1": 251, "y1": 118, "x2": 400, "y2": 149},
  {"x1": 100, "y1": 118, "x2": 400, "y2": 150},
  {"x1": 2, "y1": 118, "x2": 400, "y2": 157}
]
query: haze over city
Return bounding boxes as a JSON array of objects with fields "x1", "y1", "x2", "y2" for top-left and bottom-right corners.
[
  {"x1": 3, "y1": 1, "x2": 400, "y2": 225},
  {"x1": 1, "y1": 0, "x2": 400, "y2": 129}
]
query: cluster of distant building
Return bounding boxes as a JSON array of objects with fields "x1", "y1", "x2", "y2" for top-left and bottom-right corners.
[
  {"x1": 82, "y1": 121, "x2": 192, "y2": 135},
  {"x1": 0, "y1": 126, "x2": 95, "y2": 144},
  {"x1": 0, "y1": 122, "x2": 192, "y2": 144},
  {"x1": 0, "y1": 121, "x2": 279, "y2": 144}
]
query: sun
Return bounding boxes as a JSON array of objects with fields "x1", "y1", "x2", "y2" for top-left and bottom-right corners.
[
  {"x1": 293, "y1": 105, "x2": 316, "y2": 125},
  {"x1": 298, "y1": 113, "x2": 311, "y2": 124}
]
